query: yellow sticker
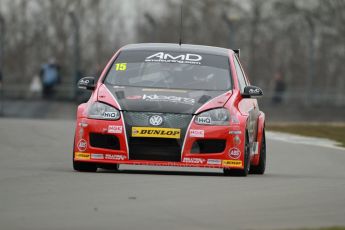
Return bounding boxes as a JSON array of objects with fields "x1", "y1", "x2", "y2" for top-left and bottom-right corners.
[
  {"x1": 222, "y1": 160, "x2": 243, "y2": 168},
  {"x1": 75, "y1": 152, "x2": 91, "y2": 160},
  {"x1": 132, "y1": 127, "x2": 181, "y2": 139},
  {"x1": 115, "y1": 63, "x2": 127, "y2": 71}
]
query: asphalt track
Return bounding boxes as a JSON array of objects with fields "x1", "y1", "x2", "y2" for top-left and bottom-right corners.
[{"x1": 1, "y1": 118, "x2": 345, "y2": 230}]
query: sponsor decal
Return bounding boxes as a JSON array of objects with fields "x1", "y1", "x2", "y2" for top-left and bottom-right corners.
[
  {"x1": 103, "y1": 112, "x2": 118, "y2": 119},
  {"x1": 91, "y1": 153, "x2": 104, "y2": 160},
  {"x1": 77, "y1": 139, "x2": 87, "y2": 152},
  {"x1": 249, "y1": 88, "x2": 261, "y2": 94},
  {"x1": 142, "y1": 88, "x2": 187, "y2": 93},
  {"x1": 78, "y1": 122, "x2": 88, "y2": 127},
  {"x1": 195, "y1": 116, "x2": 211, "y2": 125},
  {"x1": 233, "y1": 135, "x2": 241, "y2": 146},
  {"x1": 182, "y1": 157, "x2": 206, "y2": 164},
  {"x1": 105, "y1": 154, "x2": 126, "y2": 161},
  {"x1": 132, "y1": 127, "x2": 181, "y2": 139},
  {"x1": 108, "y1": 125, "x2": 123, "y2": 134},
  {"x1": 142, "y1": 94, "x2": 195, "y2": 105},
  {"x1": 75, "y1": 152, "x2": 90, "y2": 160},
  {"x1": 230, "y1": 116, "x2": 240, "y2": 124},
  {"x1": 78, "y1": 128, "x2": 84, "y2": 139},
  {"x1": 229, "y1": 130, "x2": 241, "y2": 135},
  {"x1": 222, "y1": 160, "x2": 243, "y2": 168},
  {"x1": 229, "y1": 147, "x2": 241, "y2": 159},
  {"x1": 207, "y1": 159, "x2": 222, "y2": 165},
  {"x1": 115, "y1": 63, "x2": 127, "y2": 71},
  {"x1": 149, "y1": 115, "x2": 163, "y2": 126},
  {"x1": 126, "y1": 95, "x2": 142, "y2": 100},
  {"x1": 190, "y1": 129, "x2": 204, "y2": 138},
  {"x1": 145, "y1": 52, "x2": 202, "y2": 65},
  {"x1": 79, "y1": 79, "x2": 90, "y2": 85}
]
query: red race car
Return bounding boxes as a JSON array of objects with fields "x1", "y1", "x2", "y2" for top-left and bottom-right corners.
[{"x1": 73, "y1": 43, "x2": 266, "y2": 176}]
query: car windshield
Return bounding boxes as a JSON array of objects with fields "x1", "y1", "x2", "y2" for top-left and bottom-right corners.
[{"x1": 104, "y1": 50, "x2": 232, "y2": 91}]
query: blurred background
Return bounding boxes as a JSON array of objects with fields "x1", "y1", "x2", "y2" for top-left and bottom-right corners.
[{"x1": 0, "y1": 0, "x2": 344, "y2": 121}]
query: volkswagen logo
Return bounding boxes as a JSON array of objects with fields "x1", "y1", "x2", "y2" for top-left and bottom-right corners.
[{"x1": 149, "y1": 115, "x2": 163, "y2": 126}]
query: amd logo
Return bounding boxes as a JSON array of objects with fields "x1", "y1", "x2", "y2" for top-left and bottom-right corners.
[{"x1": 145, "y1": 52, "x2": 202, "y2": 64}]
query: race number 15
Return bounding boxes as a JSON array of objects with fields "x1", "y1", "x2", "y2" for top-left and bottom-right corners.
[{"x1": 115, "y1": 63, "x2": 127, "y2": 71}]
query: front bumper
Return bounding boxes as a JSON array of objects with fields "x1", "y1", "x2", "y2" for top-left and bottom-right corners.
[{"x1": 74, "y1": 112, "x2": 245, "y2": 169}]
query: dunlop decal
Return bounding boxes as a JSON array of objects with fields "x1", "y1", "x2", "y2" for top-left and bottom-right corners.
[
  {"x1": 75, "y1": 152, "x2": 91, "y2": 160},
  {"x1": 222, "y1": 160, "x2": 243, "y2": 168},
  {"x1": 132, "y1": 127, "x2": 181, "y2": 139}
]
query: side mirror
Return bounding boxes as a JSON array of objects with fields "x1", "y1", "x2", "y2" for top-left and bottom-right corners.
[
  {"x1": 242, "y1": 86, "x2": 263, "y2": 98},
  {"x1": 78, "y1": 77, "x2": 95, "y2": 90}
]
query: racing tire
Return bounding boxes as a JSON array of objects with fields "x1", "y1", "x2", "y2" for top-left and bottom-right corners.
[
  {"x1": 223, "y1": 132, "x2": 250, "y2": 177},
  {"x1": 73, "y1": 160, "x2": 98, "y2": 172},
  {"x1": 98, "y1": 163, "x2": 119, "y2": 171},
  {"x1": 250, "y1": 129, "x2": 266, "y2": 175},
  {"x1": 72, "y1": 136, "x2": 97, "y2": 172}
]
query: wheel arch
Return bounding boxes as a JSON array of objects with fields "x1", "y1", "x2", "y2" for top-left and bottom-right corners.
[{"x1": 251, "y1": 111, "x2": 265, "y2": 166}]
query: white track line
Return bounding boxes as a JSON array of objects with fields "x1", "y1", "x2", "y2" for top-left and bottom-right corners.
[{"x1": 266, "y1": 131, "x2": 345, "y2": 151}]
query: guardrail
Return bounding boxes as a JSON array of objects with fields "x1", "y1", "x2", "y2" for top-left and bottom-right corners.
[{"x1": 1, "y1": 84, "x2": 75, "y2": 100}]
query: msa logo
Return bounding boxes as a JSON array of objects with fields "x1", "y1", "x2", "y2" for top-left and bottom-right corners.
[
  {"x1": 195, "y1": 116, "x2": 211, "y2": 124},
  {"x1": 145, "y1": 52, "x2": 202, "y2": 65}
]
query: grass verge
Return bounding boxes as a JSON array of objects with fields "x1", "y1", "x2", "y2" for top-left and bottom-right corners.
[{"x1": 267, "y1": 123, "x2": 345, "y2": 148}]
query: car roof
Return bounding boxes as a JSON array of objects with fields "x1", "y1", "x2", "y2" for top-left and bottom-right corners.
[{"x1": 121, "y1": 43, "x2": 232, "y2": 57}]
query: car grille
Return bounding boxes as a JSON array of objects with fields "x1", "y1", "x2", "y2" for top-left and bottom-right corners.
[
  {"x1": 124, "y1": 112, "x2": 191, "y2": 128},
  {"x1": 89, "y1": 133, "x2": 121, "y2": 150},
  {"x1": 129, "y1": 138, "x2": 181, "y2": 162},
  {"x1": 191, "y1": 139, "x2": 226, "y2": 154},
  {"x1": 123, "y1": 112, "x2": 192, "y2": 162}
]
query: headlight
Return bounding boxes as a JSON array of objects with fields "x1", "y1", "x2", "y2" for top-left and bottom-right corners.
[
  {"x1": 195, "y1": 108, "x2": 230, "y2": 126},
  {"x1": 88, "y1": 102, "x2": 120, "y2": 120}
]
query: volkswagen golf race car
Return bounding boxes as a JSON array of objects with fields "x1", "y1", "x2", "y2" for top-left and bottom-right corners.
[{"x1": 73, "y1": 43, "x2": 266, "y2": 176}]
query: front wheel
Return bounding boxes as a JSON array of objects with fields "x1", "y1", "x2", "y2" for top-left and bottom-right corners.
[
  {"x1": 224, "y1": 132, "x2": 250, "y2": 177},
  {"x1": 73, "y1": 160, "x2": 97, "y2": 172},
  {"x1": 250, "y1": 129, "x2": 266, "y2": 175},
  {"x1": 72, "y1": 136, "x2": 97, "y2": 172}
]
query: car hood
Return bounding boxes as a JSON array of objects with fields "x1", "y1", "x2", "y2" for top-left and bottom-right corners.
[{"x1": 101, "y1": 84, "x2": 231, "y2": 114}]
